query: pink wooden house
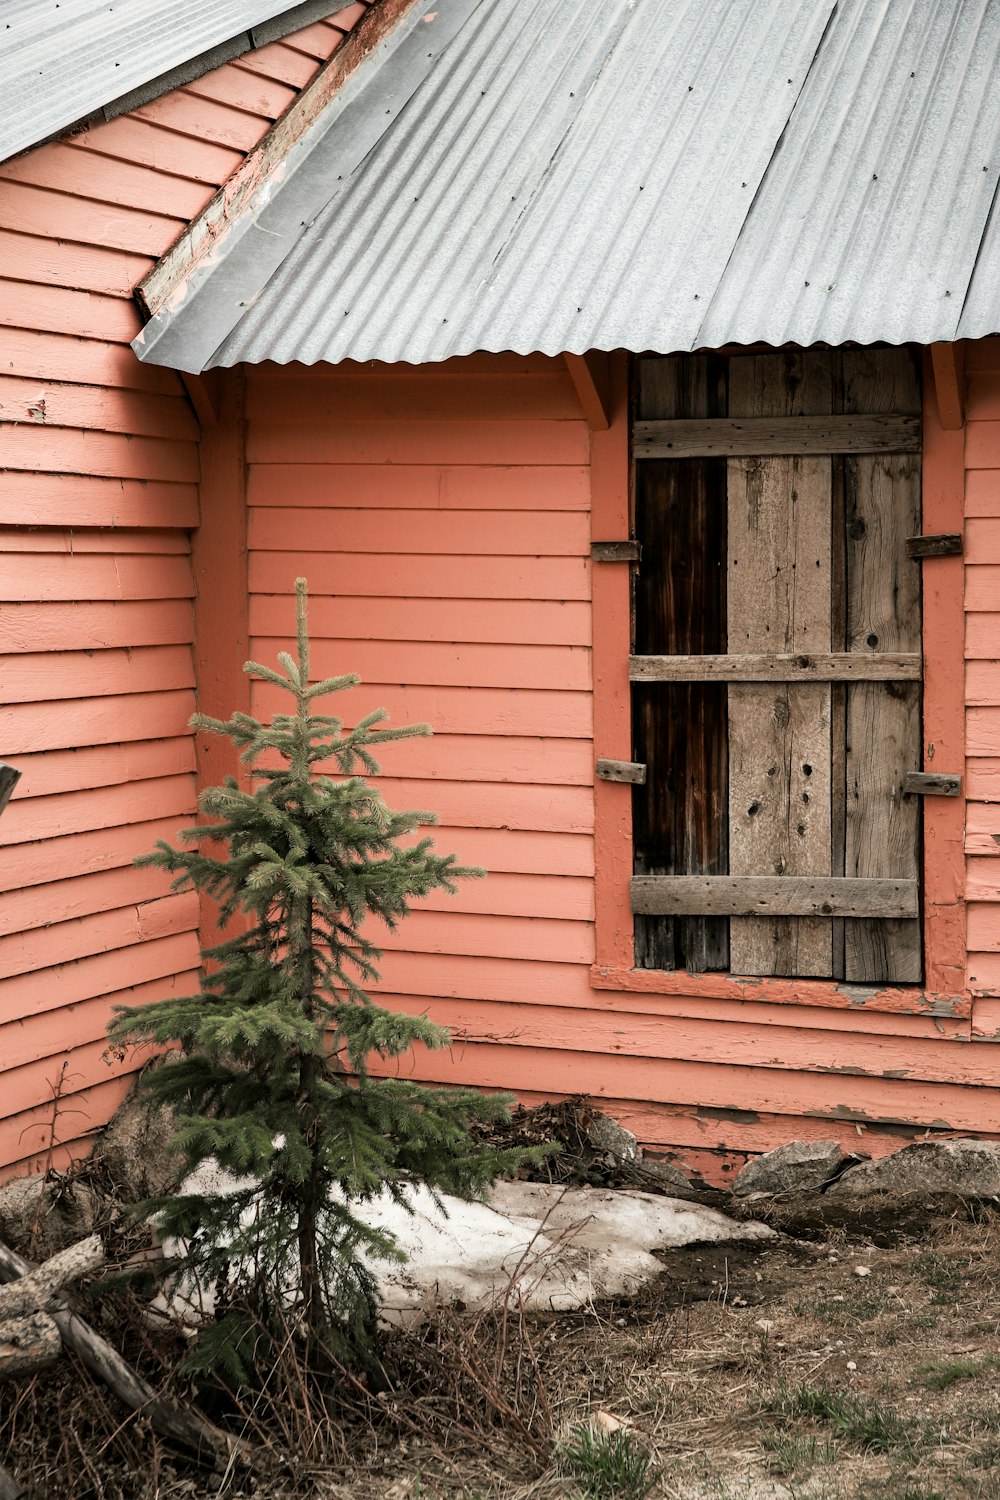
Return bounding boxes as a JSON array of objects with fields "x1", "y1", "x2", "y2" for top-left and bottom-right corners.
[{"x1": 3, "y1": 0, "x2": 1000, "y2": 1186}]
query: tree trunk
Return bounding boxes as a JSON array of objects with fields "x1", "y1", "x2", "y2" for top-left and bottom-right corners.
[{"x1": 296, "y1": 893, "x2": 325, "y2": 1345}]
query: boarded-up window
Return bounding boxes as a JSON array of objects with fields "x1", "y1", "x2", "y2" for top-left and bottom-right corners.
[{"x1": 631, "y1": 348, "x2": 922, "y2": 986}]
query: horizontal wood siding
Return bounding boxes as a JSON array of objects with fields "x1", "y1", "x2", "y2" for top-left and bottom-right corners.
[
  {"x1": 244, "y1": 349, "x2": 1000, "y2": 1186},
  {"x1": 246, "y1": 354, "x2": 595, "y2": 921},
  {"x1": 0, "y1": 7, "x2": 367, "y2": 1177}
]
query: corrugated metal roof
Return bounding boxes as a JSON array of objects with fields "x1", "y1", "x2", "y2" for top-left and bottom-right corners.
[
  {"x1": 135, "y1": 0, "x2": 1000, "y2": 371},
  {"x1": 0, "y1": 0, "x2": 360, "y2": 165},
  {"x1": 697, "y1": 0, "x2": 1000, "y2": 350}
]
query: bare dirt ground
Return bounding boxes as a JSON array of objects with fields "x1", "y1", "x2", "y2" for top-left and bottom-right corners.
[{"x1": 5, "y1": 1196, "x2": 1000, "y2": 1500}]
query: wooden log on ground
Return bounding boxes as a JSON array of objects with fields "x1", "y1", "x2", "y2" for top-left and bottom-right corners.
[
  {"x1": 0, "y1": 1234, "x2": 104, "y2": 1319},
  {"x1": 0, "y1": 1310, "x2": 61, "y2": 1378},
  {"x1": 0, "y1": 1237, "x2": 239, "y2": 1470}
]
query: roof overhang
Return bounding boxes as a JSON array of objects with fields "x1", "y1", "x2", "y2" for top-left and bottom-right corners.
[
  {"x1": 134, "y1": 0, "x2": 479, "y2": 372},
  {"x1": 132, "y1": 0, "x2": 1000, "y2": 373}
]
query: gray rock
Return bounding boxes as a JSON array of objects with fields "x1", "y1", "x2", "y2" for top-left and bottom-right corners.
[
  {"x1": 585, "y1": 1112, "x2": 639, "y2": 1164},
  {"x1": 97, "y1": 1074, "x2": 181, "y2": 1202},
  {"x1": 639, "y1": 1158, "x2": 701, "y2": 1197},
  {"x1": 0, "y1": 1173, "x2": 99, "y2": 1254},
  {"x1": 0, "y1": 1174, "x2": 48, "y2": 1240},
  {"x1": 731, "y1": 1140, "x2": 847, "y2": 1198},
  {"x1": 828, "y1": 1139, "x2": 1000, "y2": 1198}
]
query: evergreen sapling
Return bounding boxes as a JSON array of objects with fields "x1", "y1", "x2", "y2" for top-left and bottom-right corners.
[{"x1": 109, "y1": 579, "x2": 534, "y2": 1376}]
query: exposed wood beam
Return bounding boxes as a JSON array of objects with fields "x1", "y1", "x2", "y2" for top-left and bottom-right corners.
[
  {"x1": 565, "y1": 352, "x2": 612, "y2": 430},
  {"x1": 180, "y1": 371, "x2": 221, "y2": 428},
  {"x1": 0, "y1": 763, "x2": 21, "y2": 819},
  {"x1": 930, "y1": 341, "x2": 965, "y2": 430}
]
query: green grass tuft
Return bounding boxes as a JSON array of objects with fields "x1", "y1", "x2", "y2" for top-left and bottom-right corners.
[
  {"x1": 557, "y1": 1423, "x2": 658, "y2": 1499},
  {"x1": 772, "y1": 1385, "x2": 911, "y2": 1454}
]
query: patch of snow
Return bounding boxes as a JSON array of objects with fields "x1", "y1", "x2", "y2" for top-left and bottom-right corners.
[{"x1": 156, "y1": 1167, "x2": 775, "y2": 1326}]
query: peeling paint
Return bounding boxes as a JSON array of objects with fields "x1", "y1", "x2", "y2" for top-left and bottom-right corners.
[
  {"x1": 695, "y1": 1106, "x2": 762, "y2": 1126},
  {"x1": 817, "y1": 1105, "x2": 958, "y2": 1133},
  {"x1": 816, "y1": 1065, "x2": 912, "y2": 1080},
  {"x1": 833, "y1": 982, "x2": 966, "y2": 1019},
  {"x1": 837, "y1": 984, "x2": 880, "y2": 1004}
]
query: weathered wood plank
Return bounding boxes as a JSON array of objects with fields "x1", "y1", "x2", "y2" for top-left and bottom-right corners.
[
  {"x1": 844, "y1": 348, "x2": 923, "y2": 984},
  {"x1": 634, "y1": 414, "x2": 920, "y2": 458},
  {"x1": 829, "y1": 392, "x2": 848, "y2": 981},
  {"x1": 631, "y1": 875, "x2": 918, "y2": 919},
  {"x1": 632, "y1": 354, "x2": 729, "y2": 974},
  {"x1": 727, "y1": 352, "x2": 834, "y2": 978},
  {"x1": 596, "y1": 758, "x2": 647, "y2": 785},
  {"x1": 903, "y1": 772, "x2": 961, "y2": 798},
  {"x1": 906, "y1": 533, "x2": 963, "y2": 558},
  {"x1": 591, "y1": 540, "x2": 640, "y2": 562},
  {"x1": 629, "y1": 652, "x2": 920, "y2": 682}
]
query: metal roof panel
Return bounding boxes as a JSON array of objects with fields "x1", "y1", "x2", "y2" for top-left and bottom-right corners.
[
  {"x1": 698, "y1": 0, "x2": 1000, "y2": 350},
  {"x1": 0, "y1": 0, "x2": 356, "y2": 163},
  {"x1": 131, "y1": 0, "x2": 1000, "y2": 369}
]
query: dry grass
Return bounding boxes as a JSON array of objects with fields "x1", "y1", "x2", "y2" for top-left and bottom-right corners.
[{"x1": 5, "y1": 1190, "x2": 1000, "y2": 1499}]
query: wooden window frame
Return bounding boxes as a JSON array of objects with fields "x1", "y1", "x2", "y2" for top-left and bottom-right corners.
[{"x1": 590, "y1": 350, "x2": 969, "y2": 1017}]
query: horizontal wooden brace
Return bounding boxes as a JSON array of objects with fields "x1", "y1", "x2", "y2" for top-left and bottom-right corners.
[
  {"x1": 630, "y1": 875, "x2": 919, "y2": 919},
  {"x1": 906, "y1": 533, "x2": 963, "y2": 559},
  {"x1": 591, "y1": 541, "x2": 640, "y2": 563},
  {"x1": 629, "y1": 652, "x2": 921, "y2": 683},
  {"x1": 633, "y1": 414, "x2": 920, "y2": 459},
  {"x1": 903, "y1": 772, "x2": 962, "y2": 798},
  {"x1": 596, "y1": 758, "x2": 646, "y2": 785}
]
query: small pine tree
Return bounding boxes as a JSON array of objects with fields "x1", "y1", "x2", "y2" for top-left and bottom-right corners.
[{"x1": 109, "y1": 579, "x2": 532, "y2": 1375}]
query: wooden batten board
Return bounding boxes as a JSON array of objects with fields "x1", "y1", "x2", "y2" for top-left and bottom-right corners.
[
  {"x1": 596, "y1": 758, "x2": 646, "y2": 784},
  {"x1": 906, "y1": 533, "x2": 963, "y2": 558},
  {"x1": 629, "y1": 652, "x2": 921, "y2": 682},
  {"x1": 903, "y1": 772, "x2": 961, "y2": 797},
  {"x1": 634, "y1": 414, "x2": 920, "y2": 458},
  {"x1": 630, "y1": 875, "x2": 918, "y2": 919},
  {"x1": 842, "y1": 349, "x2": 922, "y2": 984},
  {"x1": 726, "y1": 352, "x2": 834, "y2": 978},
  {"x1": 631, "y1": 354, "x2": 729, "y2": 974}
]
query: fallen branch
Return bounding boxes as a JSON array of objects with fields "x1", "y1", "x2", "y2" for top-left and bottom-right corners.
[
  {"x1": 0, "y1": 1234, "x2": 103, "y2": 1320},
  {"x1": 0, "y1": 1237, "x2": 241, "y2": 1471},
  {"x1": 0, "y1": 1311, "x2": 61, "y2": 1379},
  {"x1": 0, "y1": 1235, "x2": 103, "y2": 1381}
]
